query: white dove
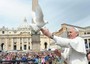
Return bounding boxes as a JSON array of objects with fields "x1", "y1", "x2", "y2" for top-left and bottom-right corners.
[{"x1": 30, "y1": 4, "x2": 48, "y2": 32}]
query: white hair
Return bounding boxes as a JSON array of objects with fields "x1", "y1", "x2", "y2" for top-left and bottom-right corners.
[{"x1": 66, "y1": 27, "x2": 79, "y2": 36}]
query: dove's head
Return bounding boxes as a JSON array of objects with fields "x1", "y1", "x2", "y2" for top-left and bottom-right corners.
[{"x1": 44, "y1": 20, "x2": 48, "y2": 24}]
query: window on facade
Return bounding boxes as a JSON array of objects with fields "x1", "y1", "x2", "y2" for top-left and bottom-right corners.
[
  {"x1": 84, "y1": 32, "x2": 86, "y2": 35},
  {"x1": 14, "y1": 42, "x2": 16, "y2": 44},
  {"x1": 2, "y1": 31, "x2": 5, "y2": 34},
  {"x1": 14, "y1": 45, "x2": 17, "y2": 50},
  {"x1": 89, "y1": 43, "x2": 90, "y2": 48},
  {"x1": 85, "y1": 39, "x2": 87, "y2": 43},
  {"x1": 1, "y1": 43, "x2": 4, "y2": 50},
  {"x1": 87, "y1": 32, "x2": 90, "y2": 34},
  {"x1": 89, "y1": 39, "x2": 90, "y2": 48},
  {"x1": 9, "y1": 45, "x2": 11, "y2": 47},
  {"x1": 85, "y1": 44, "x2": 88, "y2": 48},
  {"x1": 84, "y1": 39, "x2": 88, "y2": 48},
  {"x1": 44, "y1": 42, "x2": 47, "y2": 49},
  {"x1": 24, "y1": 45, "x2": 27, "y2": 50},
  {"x1": 20, "y1": 46, "x2": 22, "y2": 50},
  {"x1": 88, "y1": 39, "x2": 90, "y2": 43},
  {"x1": 28, "y1": 46, "x2": 30, "y2": 50}
]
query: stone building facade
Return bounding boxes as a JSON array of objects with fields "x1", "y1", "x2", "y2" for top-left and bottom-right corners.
[
  {"x1": 0, "y1": 18, "x2": 50, "y2": 52},
  {"x1": 0, "y1": 21, "x2": 90, "y2": 52}
]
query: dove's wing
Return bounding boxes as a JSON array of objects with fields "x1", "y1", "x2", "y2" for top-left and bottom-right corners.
[
  {"x1": 32, "y1": 4, "x2": 47, "y2": 27},
  {"x1": 35, "y1": 4, "x2": 44, "y2": 23},
  {"x1": 30, "y1": 24, "x2": 40, "y2": 32}
]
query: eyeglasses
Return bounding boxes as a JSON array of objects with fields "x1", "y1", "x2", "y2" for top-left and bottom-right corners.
[{"x1": 67, "y1": 31, "x2": 72, "y2": 33}]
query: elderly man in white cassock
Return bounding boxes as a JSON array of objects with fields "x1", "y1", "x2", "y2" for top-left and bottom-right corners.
[{"x1": 40, "y1": 27, "x2": 88, "y2": 64}]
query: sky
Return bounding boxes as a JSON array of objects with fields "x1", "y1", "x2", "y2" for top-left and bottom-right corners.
[{"x1": 0, "y1": 0, "x2": 90, "y2": 32}]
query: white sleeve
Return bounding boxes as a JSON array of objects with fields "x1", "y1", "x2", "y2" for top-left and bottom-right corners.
[
  {"x1": 53, "y1": 36, "x2": 86, "y2": 54},
  {"x1": 53, "y1": 36, "x2": 71, "y2": 48}
]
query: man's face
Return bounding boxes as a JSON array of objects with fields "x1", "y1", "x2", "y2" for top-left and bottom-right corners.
[{"x1": 67, "y1": 27, "x2": 78, "y2": 39}]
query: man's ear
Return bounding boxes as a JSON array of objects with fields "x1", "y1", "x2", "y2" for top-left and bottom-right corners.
[{"x1": 76, "y1": 32, "x2": 79, "y2": 36}]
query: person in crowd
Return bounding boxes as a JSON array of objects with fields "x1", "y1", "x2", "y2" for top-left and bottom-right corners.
[{"x1": 87, "y1": 52, "x2": 90, "y2": 64}]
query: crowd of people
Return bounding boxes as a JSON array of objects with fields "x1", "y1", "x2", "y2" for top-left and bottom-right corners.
[
  {"x1": 0, "y1": 50, "x2": 90, "y2": 64},
  {"x1": 0, "y1": 50, "x2": 63, "y2": 64},
  {"x1": 87, "y1": 51, "x2": 90, "y2": 64},
  {"x1": 0, "y1": 26, "x2": 90, "y2": 64}
]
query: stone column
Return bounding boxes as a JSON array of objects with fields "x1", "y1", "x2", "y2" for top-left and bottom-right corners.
[
  {"x1": 29, "y1": 37, "x2": 32, "y2": 50},
  {"x1": 0, "y1": 39, "x2": 1, "y2": 50},
  {"x1": 87, "y1": 39, "x2": 89, "y2": 50},
  {"x1": 27, "y1": 38, "x2": 28, "y2": 51},
  {"x1": 5, "y1": 38, "x2": 8, "y2": 51},
  {"x1": 11, "y1": 38, "x2": 13, "y2": 50},
  {"x1": 32, "y1": 0, "x2": 38, "y2": 12},
  {"x1": 22, "y1": 38, "x2": 24, "y2": 50},
  {"x1": 17, "y1": 38, "x2": 20, "y2": 50},
  {"x1": 31, "y1": 0, "x2": 40, "y2": 52}
]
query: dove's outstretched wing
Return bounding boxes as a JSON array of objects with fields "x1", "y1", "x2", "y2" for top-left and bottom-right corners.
[
  {"x1": 32, "y1": 4, "x2": 48, "y2": 28},
  {"x1": 30, "y1": 24, "x2": 40, "y2": 32}
]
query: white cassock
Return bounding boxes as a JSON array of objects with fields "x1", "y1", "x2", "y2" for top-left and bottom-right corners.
[{"x1": 53, "y1": 36, "x2": 88, "y2": 64}]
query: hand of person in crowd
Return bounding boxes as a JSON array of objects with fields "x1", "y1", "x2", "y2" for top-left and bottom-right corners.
[
  {"x1": 40, "y1": 28, "x2": 53, "y2": 38},
  {"x1": 54, "y1": 49, "x2": 61, "y2": 57},
  {"x1": 87, "y1": 52, "x2": 90, "y2": 61}
]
